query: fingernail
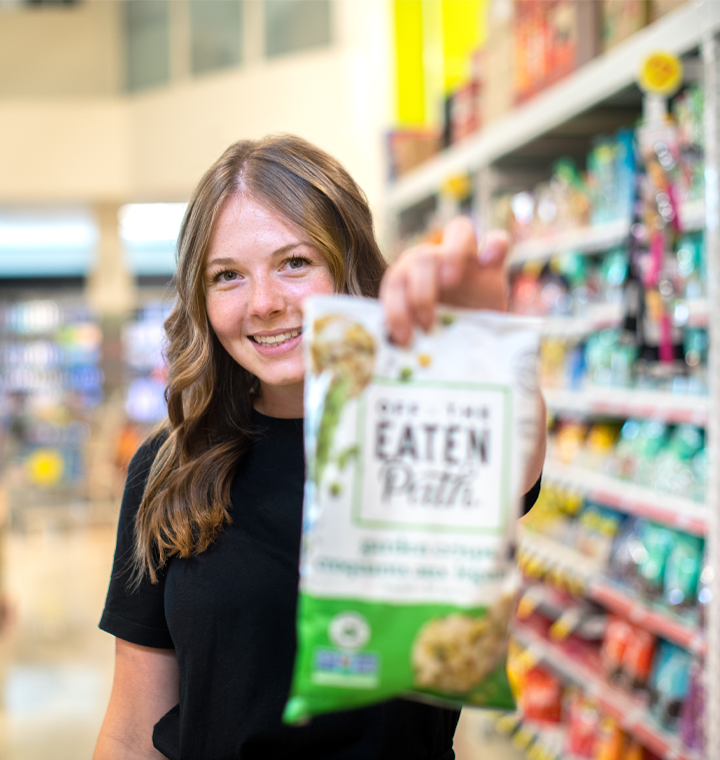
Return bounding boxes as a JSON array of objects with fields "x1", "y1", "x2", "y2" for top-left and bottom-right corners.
[{"x1": 478, "y1": 232, "x2": 508, "y2": 264}]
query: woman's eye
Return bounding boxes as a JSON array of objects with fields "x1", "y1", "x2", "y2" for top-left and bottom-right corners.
[
  {"x1": 213, "y1": 270, "x2": 238, "y2": 283},
  {"x1": 287, "y1": 257, "x2": 310, "y2": 270}
]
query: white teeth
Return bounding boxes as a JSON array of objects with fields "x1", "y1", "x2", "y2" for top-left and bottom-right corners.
[{"x1": 253, "y1": 330, "x2": 300, "y2": 346}]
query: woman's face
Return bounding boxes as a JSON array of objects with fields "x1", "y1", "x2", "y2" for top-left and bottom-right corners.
[{"x1": 204, "y1": 194, "x2": 335, "y2": 417}]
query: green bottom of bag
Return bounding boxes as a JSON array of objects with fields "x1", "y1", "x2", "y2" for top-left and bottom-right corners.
[{"x1": 283, "y1": 592, "x2": 516, "y2": 725}]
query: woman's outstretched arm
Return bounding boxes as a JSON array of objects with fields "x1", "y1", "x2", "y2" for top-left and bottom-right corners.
[{"x1": 93, "y1": 639, "x2": 179, "y2": 760}]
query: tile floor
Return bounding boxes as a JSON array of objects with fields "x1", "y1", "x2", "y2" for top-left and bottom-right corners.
[
  {"x1": 0, "y1": 516, "x2": 524, "y2": 760},
  {"x1": 0, "y1": 521, "x2": 116, "y2": 760}
]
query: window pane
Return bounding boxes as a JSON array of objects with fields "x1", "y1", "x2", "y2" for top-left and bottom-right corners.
[
  {"x1": 190, "y1": 0, "x2": 243, "y2": 75},
  {"x1": 264, "y1": 0, "x2": 331, "y2": 58},
  {"x1": 125, "y1": 0, "x2": 170, "y2": 92}
]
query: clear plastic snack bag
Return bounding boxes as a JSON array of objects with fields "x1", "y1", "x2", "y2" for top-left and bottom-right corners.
[{"x1": 283, "y1": 295, "x2": 541, "y2": 724}]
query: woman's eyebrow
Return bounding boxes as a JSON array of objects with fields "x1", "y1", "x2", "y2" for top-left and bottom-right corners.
[
  {"x1": 205, "y1": 256, "x2": 235, "y2": 269},
  {"x1": 269, "y1": 241, "x2": 313, "y2": 259}
]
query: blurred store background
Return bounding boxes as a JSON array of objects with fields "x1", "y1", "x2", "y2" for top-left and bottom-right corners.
[{"x1": 0, "y1": 0, "x2": 713, "y2": 759}]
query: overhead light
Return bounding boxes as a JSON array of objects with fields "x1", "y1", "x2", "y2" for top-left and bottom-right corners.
[
  {"x1": 0, "y1": 216, "x2": 97, "y2": 249},
  {"x1": 119, "y1": 203, "x2": 188, "y2": 244}
]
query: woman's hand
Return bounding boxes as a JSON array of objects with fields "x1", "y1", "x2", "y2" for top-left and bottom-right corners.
[
  {"x1": 380, "y1": 216, "x2": 545, "y2": 493},
  {"x1": 380, "y1": 217, "x2": 509, "y2": 346}
]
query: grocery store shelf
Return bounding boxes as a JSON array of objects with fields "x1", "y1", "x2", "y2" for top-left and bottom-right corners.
[
  {"x1": 518, "y1": 528, "x2": 605, "y2": 588},
  {"x1": 539, "y1": 298, "x2": 707, "y2": 337},
  {"x1": 540, "y1": 302, "x2": 624, "y2": 336},
  {"x1": 385, "y1": 2, "x2": 720, "y2": 211},
  {"x1": 512, "y1": 622, "x2": 705, "y2": 760},
  {"x1": 510, "y1": 219, "x2": 630, "y2": 265},
  {"x1": 543, "y1": 387, "x2": 709, "y2": 424},
  {"x1": 510, "y1": 200, "x2": 706, "y2": 267},
  {"x1": 542, "y1": 460, "x2": 708, "y2": 535},
  {"x1": 591, "y1": 580, "x2": 706, "y2": 655},
  {"x1": 504, "y1": 720, "x2": 566, "y2": 760},
  {"x1": 518, "y1": 529, "x2": 706, "y2": 654}
]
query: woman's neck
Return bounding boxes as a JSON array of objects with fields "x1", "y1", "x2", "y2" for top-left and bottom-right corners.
[{"x1": 253, "y1": 381, "x2": 304, "y2": 419}]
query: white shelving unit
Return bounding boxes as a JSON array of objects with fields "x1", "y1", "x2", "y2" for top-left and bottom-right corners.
[
  {"x1": 509, "y1": 199, "x2": 705, "y2": 266},
  {"x1": 384, "y1": 2, "x2": 720, "y2": 757},
  {"x1": 540, "y1": 298, "x2": 707, "y2": 337},
  {"x1": 543, "y1": 387, "x2": 709, "y2": 425},
  {"x1": 542, "y1": 460, "x2": 708, "y2": 535}
]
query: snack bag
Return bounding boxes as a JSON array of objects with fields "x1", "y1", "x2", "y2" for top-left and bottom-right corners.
[
  {"x1": 284, "y1": 296, "x2": 541, "y2": 723},
  {"x1": 518, "y1": 666, "x2": 564, "y2": 723}
]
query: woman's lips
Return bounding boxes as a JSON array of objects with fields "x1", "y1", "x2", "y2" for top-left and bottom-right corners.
[{"x1": 249, "y1": 330, "x2": 303, "y2": 354}]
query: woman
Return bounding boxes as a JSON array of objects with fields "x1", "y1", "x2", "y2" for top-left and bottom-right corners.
[{"x1": 94, "y1": 134, "x2": 545, "y2": 760}]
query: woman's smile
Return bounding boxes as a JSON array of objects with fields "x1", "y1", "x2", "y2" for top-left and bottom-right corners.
[{"x1": 249, "y1": 328, "x2": 302, "y2": 348}]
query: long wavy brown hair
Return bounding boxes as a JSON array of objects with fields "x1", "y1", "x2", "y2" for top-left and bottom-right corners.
[{"x1": 132, "y1": 134, "x2": 388, "y2": 584}]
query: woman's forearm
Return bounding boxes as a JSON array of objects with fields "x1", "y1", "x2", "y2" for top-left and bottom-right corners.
[{"x1": 93, "y1": 639, "x2": 178, "y2": 760}]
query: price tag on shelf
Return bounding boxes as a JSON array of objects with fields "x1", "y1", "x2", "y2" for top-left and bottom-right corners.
[
  {"x1": 526, "y1": 741, "x2": 544, "y2": 760},
  {"x1": 525, "y1": 555, "x2": 545, "y2": 580},
  {"x1": 440, "y1": 173, "x2": 471, "y2": 201},
  {"x1": 538, "y1": 746, "x2": 558, "y2": 760},
  {"x1": 496, "y1": 713, "x2": 520, "y2": 736},
  {"x1": 549, "y1": 608, "x2": 583, "y2": 641},
  {"x1": 544, "y1": 565, "x2": 565, "y2": 593},
  {"x1": 511, "y1": 726, "x2": 535, "y2": 752},
  {"x1": 568, "y1": 572, "x2": 587, "y2": 597},
  {"x1": 517, "y1": 589, "x2": 542, "y2": 620},
  {"x1": 513, "y1": 641, "x2": 541, "y2": 671}
]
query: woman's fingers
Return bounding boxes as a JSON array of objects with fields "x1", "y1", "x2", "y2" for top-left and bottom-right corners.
[
  {"x1": 438, "y1": 217, "x2": 478, "y2": 289},
  {"x1": 405, "y1": 249, "x2": 438, "y2": 332},
  {"x1": 478, "y1": 229, "x2": 510, "y2": 266},
  {"x1": 380, "y1": 257, "x2": 414, "y2": 346},
  {"x1": 380, "y1": 220, "x2": 511, "y2": 345},
  {"x1": 381, "y1": 244, "x2": 440, "y2": 346}
]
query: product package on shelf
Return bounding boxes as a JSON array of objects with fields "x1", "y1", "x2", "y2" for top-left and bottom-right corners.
[
  {"x1": 510, "y1": 591, "x2": 704, "y2": 757},
  {"x1": 602, "y1": 0, "x2": 649, "y2": 51},
  {"x1": 519, "y1": 477, "x2": 708, "y2": 635},
  {"x1": 514, "y1": 0, "x2": 600, "y2": 104},
  {"x1": 507, "y1": 609, "x2": 683, "y2": 759},
  {"x1": 385, "y1": 129, "x2": 442, "y2": 182},
  {"x1": 0, "y1": 296, "x2": 104, "y2": 527}
]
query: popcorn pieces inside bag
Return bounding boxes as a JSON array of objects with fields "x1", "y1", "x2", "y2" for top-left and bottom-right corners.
[{"x1": 284, "y1": 296, "x2": 541, "y2": 724}]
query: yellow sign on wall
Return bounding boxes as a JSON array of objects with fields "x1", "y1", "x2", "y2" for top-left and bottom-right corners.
[{"x1": 393, "y1": 0, "x2": 488, "y2": 127}]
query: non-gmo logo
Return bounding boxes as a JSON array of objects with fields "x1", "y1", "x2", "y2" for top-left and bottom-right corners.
[{"x1": 328, "y1": 611, "x2": 371, "y2": 650}]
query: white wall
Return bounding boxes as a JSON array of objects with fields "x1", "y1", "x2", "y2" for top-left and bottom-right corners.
[
  {"x1": 0, "y1": 0, "x2": 123, "y2": 98},
  {"x1": 0, "y1": 0, "x2": 393, "y2": 235},
  {"x1": 0, "y1": 98, "x2": 131, "y2": 204}
]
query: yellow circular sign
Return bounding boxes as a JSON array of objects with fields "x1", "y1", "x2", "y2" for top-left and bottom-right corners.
[
  {"x1": 639, "y1": 51, "x2": 683, "y2": 96},
  {"x1": 27, "y1": 448, "x2": 64, "y2": 487}
]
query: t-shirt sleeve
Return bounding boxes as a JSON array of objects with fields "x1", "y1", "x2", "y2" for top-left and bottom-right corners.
[
  {"x1": 99, "y1": 435, "x2": 175, "y2": 649},
  {"x1": 522, "y1": 474, "x2": 542, "y2": 516}
]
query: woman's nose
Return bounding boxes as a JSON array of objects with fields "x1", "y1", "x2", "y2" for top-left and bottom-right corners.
[{"x1": 247, "y1": 276, "x2": 285, "y2": 318}]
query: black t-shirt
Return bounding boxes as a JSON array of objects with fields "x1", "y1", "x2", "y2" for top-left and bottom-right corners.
[{"x1": 100, "y1": 411, "x2": 540, "y2": 760}]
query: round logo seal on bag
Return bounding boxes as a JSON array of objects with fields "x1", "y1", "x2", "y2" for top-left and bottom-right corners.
[{"x1": 328, "y1": 612, "x2": 371, "y2": 650}]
